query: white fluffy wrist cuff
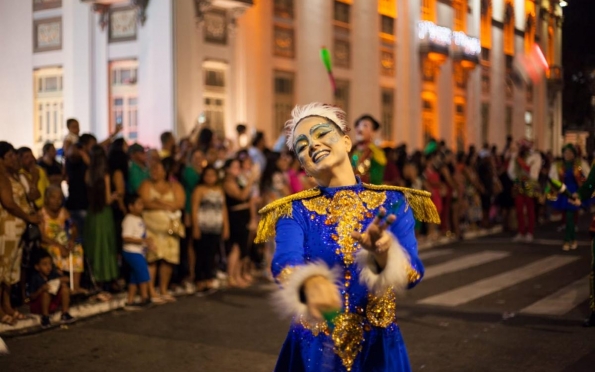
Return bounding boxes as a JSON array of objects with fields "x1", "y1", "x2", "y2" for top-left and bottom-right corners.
[
  {"x1": 356, "y1": 233, "x2": 412, "y2": 295},
  {"x1": 272, "y1": 261, "x2": 340, "y2": 319}
]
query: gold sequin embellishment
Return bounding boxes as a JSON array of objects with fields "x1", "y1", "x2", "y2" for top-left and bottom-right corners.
[
  {"x1": 332, "y1": 313, "x2": 364, "y2": 371},
  {"x1": 302, "y1": 190, "x2": 386, "y2": 266},
  {"x1": 366, "y1": 288, "x2": 397, "y2": 328}
]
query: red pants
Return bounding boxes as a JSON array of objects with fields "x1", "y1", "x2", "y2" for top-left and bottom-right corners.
[
  {"x1": 515, "y1": 195, "x2": 535, "y2": 235},
  {"x1": 30, "y1": 289, "x2": 62, "y2": 315}
]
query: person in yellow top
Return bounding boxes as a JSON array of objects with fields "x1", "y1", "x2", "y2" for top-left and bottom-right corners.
[
  {"x1": 350, "y1": 115, "x2": 387, "y2": 185},
  {"x1": 17, "y1": 147, "x2": 49, "y2": 209},
  {"x1": 159, "y1": 131, "x2": 176, "y2": 159}
]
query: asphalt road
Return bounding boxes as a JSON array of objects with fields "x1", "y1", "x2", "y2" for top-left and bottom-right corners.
[{"x1": 3, "y1": 221, "x2": 595, "y2": 372}]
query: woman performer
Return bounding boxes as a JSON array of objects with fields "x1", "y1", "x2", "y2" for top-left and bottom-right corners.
[{"x1": 255, "y1": 103, "x2": 439, "y2": 371}]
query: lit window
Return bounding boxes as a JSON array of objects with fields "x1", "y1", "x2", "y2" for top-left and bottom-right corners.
[
  {"x1": 334, "y1": 1, "x2": 350, "y2": 25},
  {"x1": 273, "y1": 71, "x2": 295, "y2": 138},
  {"x1": 109, "y1": 59, "x2": 139, "y2": 141},
  {"x1": 33, "y1": 67, "x2": 64, "y2": 155},
  {"x1": 503, "y1": 2, "x2": 514, "y2": 55},
  {"x1": 453, "y1": 0, "x2": 466, "y2": 32},
  {"x1": 480, "y1": 0, "x2": 492, "y2": 49},
  {"x1": 421, "y1": 0, "x2": 436, "y2": 22}
]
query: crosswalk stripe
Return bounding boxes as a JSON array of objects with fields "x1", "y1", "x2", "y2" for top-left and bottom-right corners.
[
  {"x1": 423, "y1": 251, "x2": 510, "y2": 280},
  {"x1": 419, "y1": 249, "x2": 455, "y2": 260},
  {"x1": 418, "y1": 255, "x2": 580, "y2": 307},
  {"x1": 520, "y1": 275, "x2": 590, "y2": 315}
]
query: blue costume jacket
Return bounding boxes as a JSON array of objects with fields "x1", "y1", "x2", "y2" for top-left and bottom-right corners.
[{"x1": 256, "y1": 181, "x2": 440, "y2": 372}]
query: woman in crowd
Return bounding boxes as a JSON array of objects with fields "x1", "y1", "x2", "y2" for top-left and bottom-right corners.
[
  {"x1": 192, "y1": 166, "x2": 229, "y2": 293},
  {"x1": 0, "y1": 142, "x2": 39, "y2": 325},
  {"x1": 84, "y1": 145, "x2": 120, "y2": 291},
  {"x1": 181, "y1": 148, "x2": 204, "y2": 284},
  {"x1": 107, "y1": 139, "x2": 129, "y2": 269},
  {"x1": 139, "y1": 158, "x2": 185, "y2": 302},
  {"x1": 223, "y1": 158, "x2": 256, "y2": 287}
]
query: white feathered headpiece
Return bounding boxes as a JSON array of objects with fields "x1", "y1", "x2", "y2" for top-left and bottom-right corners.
[{"x1": 285, "y1": 102, "x2": 347, "y2": 150}]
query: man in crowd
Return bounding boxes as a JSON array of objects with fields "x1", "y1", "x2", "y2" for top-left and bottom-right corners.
[
  {"x1": 128, "y1": 143, "x2": 149, "y2": 195},
  {"x1": 351, "y1": 114, "x2": 386, "y2": 184},
  {"x1": 248, "y1": 131, "x2": 267, "y2": 174},
  {"x1": 37, "y1": 143, "x2": 63, "y2": 186}
]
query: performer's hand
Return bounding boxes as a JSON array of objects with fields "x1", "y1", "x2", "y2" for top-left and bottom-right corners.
[
  {"x1": 303, "y1": 275, "x2": 342, "y2": 321},
  {"x1": 570, "y1": 193, "x2": 582, "y2": 207},
  {"x1": 351, "y1": 207, "x2": 395, "y2": 256}
]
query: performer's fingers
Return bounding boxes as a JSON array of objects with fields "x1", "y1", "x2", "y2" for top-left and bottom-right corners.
[
  {"x1": 375, "y1": 233, "x2": 391, "y2": 253},
  {"x1": 378, "y1": 214, "x2": 396, "y2": 231},
  {"x1": 351, "y1": 231, "x2": 363, "y2": 243},
  {"x1": 372, "y1": 208, "x2": 387, "y2": 226}
]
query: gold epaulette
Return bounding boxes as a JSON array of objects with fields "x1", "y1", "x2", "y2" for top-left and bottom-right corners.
[
  {"x1": 255, "y1": 188, "x2": 321, "y2": 243},
  {"x1": 362, "y1": 184, "x2": 441, "y2": 224}
]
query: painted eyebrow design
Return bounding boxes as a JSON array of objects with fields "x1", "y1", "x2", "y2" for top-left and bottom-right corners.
[{"x1": 293, "y1": 122, "x2": 335, "y2": 150}]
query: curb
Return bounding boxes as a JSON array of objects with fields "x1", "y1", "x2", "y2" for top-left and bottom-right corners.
[
  {"x1": 0, "y1": 294, "x2": 127, "y2": 336},
  {"x1": 2, "y1": 226, "x2": 504, "y2": 336}
]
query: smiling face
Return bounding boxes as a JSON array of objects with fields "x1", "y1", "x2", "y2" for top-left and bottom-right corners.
[{"x1": 292, "y1": 116, "x2": 352, "y2": 179}]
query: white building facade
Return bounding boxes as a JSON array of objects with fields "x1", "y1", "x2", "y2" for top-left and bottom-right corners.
[{"x1": 0, "y1": 0, "x2": 564, "y2": 154}]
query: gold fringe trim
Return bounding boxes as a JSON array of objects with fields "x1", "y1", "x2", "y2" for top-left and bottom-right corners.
[
  {"x1": 255, "y1": 188, "x2": 322, "y2": 243},
  {"x1": 362, "y1": 184, "x2": 441, "y2": 224}
]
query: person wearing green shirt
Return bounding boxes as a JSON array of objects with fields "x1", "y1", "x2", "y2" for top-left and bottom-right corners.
[
  {"x1": 127, "y1": 144, "x2": 149, "y2": 195},
  {"x1": 181, "y1": 149, "x2": 204, "y2": 214},
  {"x1": 350, "y1": 114, "x2": 386, "y2": 185}
]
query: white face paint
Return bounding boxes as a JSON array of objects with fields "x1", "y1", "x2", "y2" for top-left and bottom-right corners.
[{"x1": 292, "y1": 116, "x2": 352, "y2": 179}]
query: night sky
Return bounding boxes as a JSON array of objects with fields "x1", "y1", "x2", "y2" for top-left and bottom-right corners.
[{"x1": 562, "y1": 0, "x2": 595, "y2": 71}]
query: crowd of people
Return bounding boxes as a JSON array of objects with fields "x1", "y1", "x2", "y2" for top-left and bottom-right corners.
[{"x1": 0, "y1": 114, "x2": 588, "y2": 330}]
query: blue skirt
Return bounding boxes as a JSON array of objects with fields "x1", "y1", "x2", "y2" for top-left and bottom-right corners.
[{"x1": 275, "y1": 323, "x2": 412, "y2": 372}]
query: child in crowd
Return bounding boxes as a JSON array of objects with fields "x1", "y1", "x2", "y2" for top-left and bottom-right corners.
[
  {"x1": 40, "y1": 185, "x2": 86, "y2": 294},
  {"x1": 122, "y1": 194, "x2": 155, "y2": 309},
  {"x1": 192, "y1": 166, "x2": 229, "y2": 294},
  {"x1": 29, "y1": 250, "x2": 76, "y2": 328}
]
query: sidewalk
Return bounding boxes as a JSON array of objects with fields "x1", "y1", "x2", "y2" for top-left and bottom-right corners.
[{"x1": 1, "y1": 225, "x2": 504, "y2": 336}]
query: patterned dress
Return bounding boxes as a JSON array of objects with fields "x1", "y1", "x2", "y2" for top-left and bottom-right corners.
[
  {"x1": 0, "y1": 176, "x2": 30, "y2": 285},
  {"x1": 41, "y1": 208, "x2": 84, "y2": 273},
  {"x1": 256, "y1": 181, "x2": 440, "y2": 372}
]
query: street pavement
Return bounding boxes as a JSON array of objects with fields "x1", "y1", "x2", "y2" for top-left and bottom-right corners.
[{"x1": 3, "y1": 220, "x2": 595, "y2": 372}]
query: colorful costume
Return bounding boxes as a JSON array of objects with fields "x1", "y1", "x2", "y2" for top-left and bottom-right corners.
[
  {"x1": 507, "y1": 150, "x2": 542, "y2": 238},
  {"x1": 547, "y1": 158, "x2": 589, "y2": 245},
  {"x1": 351, "y1": 143, "x2": 386, "y2": 185},
  {"x1": 572, "y1": 162, "x2": 595, "y2": 325},
  {"x1": 256, "y1": 181, "x2": 439, "y2": 371}
]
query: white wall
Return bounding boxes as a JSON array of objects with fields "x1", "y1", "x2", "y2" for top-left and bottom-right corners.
[
  {"x1": 137, "y1": 0, "x2": 175, "y2": 147},
  {"x1": 0, "y1": 0, "x2": 33, "y2": 147}
]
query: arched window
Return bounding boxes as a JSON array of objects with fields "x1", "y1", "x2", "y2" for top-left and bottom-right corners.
[
  {"x1": 503, "y1": 2, "x2": 514, "y2": 56},
  {"x1": 453, "y1": 0, "x2": 467, "y2": 32},
  {"x1": 480, "y1": 0, "x2": 492, "y2": 49},
  {"x1": 421, "y1": 0, "x2": 436, "y2": 22}
]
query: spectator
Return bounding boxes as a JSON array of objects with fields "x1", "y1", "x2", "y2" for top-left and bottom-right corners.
[
  {"x1": 192, "y1": 166, "x2": 229, "y2": 294},
  {"x1": 181, "y1": 148, "x2": 204, "y2": 284},
  {"x1": 28, "y1": 250, "x2": 76, "y2": 328},
  {"x1": 65, "y1": 133, "x2": 95, "y2": 237},
  {"x1": 139, "y1": 158, "x2": 185, "y2": 303},
  {"x1": 122, "y1": 194, "x2": 153, "y2": 310},
  {"x1": 0, "y1": 141, "x2": 40, "y2": 325},
  {"x1": 40, "y1": 186, "x2": 85, "y2": 294},
  {"x1": 197, "y1": 127, "x2": 214, "y2": 153},
  {"x1": 159, "y1": 131, "x2": 176, "y2": 159},
  {"x1": 286, "y1": 151, "x2": 313, "y2": 193},
  {"x1": 37, "y1": 143, "x2": 63, "y2": 186},
  {"x1": 17, "y1": 146, "x2": 48, "y2": 209},
  {"x1": 127, "y1": 143, "x2": 149, "y2": 195},
  {"x1": 248, "y1": 131, "x2": 267, "y2": 176},
  {"x1": 84, "y1": 145, "x2": 119, "y2": 290},
  {"x1": 236, "y1": 124, "x2": 249, "y2": 150},
  {"x1": 108, "y1": 139, "x2": 129, "y2": 264},
  {"x1": 223, "y1": 158, "x2": 256, "y2": 287},
  {"x1": 62, "y1": 118, "x2": 80, "y2": 157}
]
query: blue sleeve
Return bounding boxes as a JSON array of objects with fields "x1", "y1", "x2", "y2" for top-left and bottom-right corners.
[
  {"x1": 388, "y1": 195, "x2": 424, "y2": 288},
  {"x1": 271, "y1": 207, "x2": 307, "y2": 283}
]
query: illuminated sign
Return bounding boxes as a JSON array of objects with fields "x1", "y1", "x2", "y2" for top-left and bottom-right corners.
[{"x1": 418, "y1": 21, "x2": 481, "y2": 60}]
